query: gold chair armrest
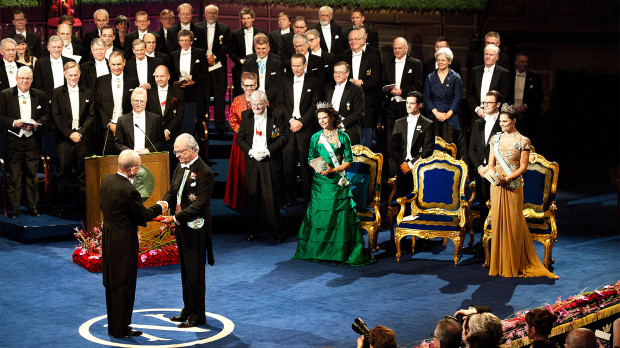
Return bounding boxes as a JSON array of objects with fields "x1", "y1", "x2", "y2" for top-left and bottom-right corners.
[
  {"x1": 396, "y1": 192, "x2": 417, "y2": 225},
  {"x1": 387, "y1": 176, "x2": 397, "y2": 205}
]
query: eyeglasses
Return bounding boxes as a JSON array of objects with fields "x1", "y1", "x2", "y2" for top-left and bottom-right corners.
[
  {"x1": 242, "y1": 84, "x2": 256, "y2": 89},
  {"x1": 307, "y1": 37, "x2": 318, "y2": 41},
  {"x1": 173, "y1": 148, "x2": 189, "y2": 155},
  {"x1": 348, "y1": 37, "x2": 362, "y2": 42},
  {"x1": 294, "y1": 25, "x2": 306, "y2": 29},
  {"x1": 17, "y1": 76, "x2": 33, "y2": 81},
  {"x1": 251, "y1": 103, "x2": 265, "y2": 107},
  {"x1": 132, "y1": 100, "x2": 147, "y2": 105},
  {"x1": 333, "y1": 70, "x2": 349, "y2": 75},
  {"x1": 482, "y1": 101, "x2": 498, "y2": 105}
]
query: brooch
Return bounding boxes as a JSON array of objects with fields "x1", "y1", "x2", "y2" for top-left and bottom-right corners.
[
  {"x1": 271, "y1": 125, "x2": 280, "y2": 138},
  {"x1": 513, "y1": 142, "x2": 523, "y2": 151},
  {"x1": 188, "y1": 193, "x2": 197, "y2": 202},
  {"x1": 190, "y1": 172, "x2": 197, "y2": 180}
]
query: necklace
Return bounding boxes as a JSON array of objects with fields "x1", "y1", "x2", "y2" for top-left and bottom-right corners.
[{"x1": 322, "y1": 129, "x2": 337, "y2": 142}]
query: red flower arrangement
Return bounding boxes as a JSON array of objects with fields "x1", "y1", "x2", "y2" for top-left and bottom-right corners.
[
  {"x1": 414, "y1": 281, "x2": 620, "y2": 348},
  {"x1": 72, "y1": 223, "x2": 180, "y2": 273}
]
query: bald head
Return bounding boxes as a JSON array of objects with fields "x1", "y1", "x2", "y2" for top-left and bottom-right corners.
[
  {"x1": 118, "y1": 150, "x2": 141, "y2": 175},
  {"x1": 565, "y1": 329, "x2": 597, "y2": 348}
]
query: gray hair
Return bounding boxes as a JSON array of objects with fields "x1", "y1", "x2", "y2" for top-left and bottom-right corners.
[
  {"x1": 435, "y1": 319, "x2": 462, "y2": 348},
  {"x1": 93, "y1": 9, "x2": 110, "y2": 20},
  {"x1": 1, "y1": 38, "x2": 17, "y2": 50},
  {"x1": 484, "y1": 44, "x2": 500, "y2": 55},
  {"x1": 118, "y1": 150, "x2": 140, "y2": 171},
  {"x1": 91, "y1": 38, "x2": 106, "y2": 48},
  {"x1": 47, "y1": 35, "x2": 63, "y2": 47},
  {"x1": 17, "y1": 66, "x2": 33, "y2": 78},
  {"x1": 250, "y1": 90, "x2": 268, "y2": 103},
  {"x1": 204, "y1": 4, "x2": 218, "y2": 12},
  {"x1": 175, "y1": 133, "x2": 199, "y2": 152},
  {"x1": 293, "y1": 34, "x2": 308, "y2": 45},
  {"x1": 435, "y1": 47, "x2": 454, "y2": 62},
  {"x1": 319, "y1": 6, "x2": 333, "y2": 16},
  {"x1": 467, "y1": 313, "x2": 503, "y2": 347},
  {"x1": 348, "y1": 29, "x2": 363, "y2": 40},
  {"x1": 131, "y1": 87, "x2": 147, "y2": 99}
]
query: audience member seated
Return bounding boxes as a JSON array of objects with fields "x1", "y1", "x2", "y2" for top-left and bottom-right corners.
[
  {"x1": 524, "y1": 308, "x2": 558, "y2": 343},
  {"x1": 465, "y1": 312, "x2": 504, "y2": 348},
  {"x1": 564, "y1": 328, "x2": 597, "y2": 348},
  {"x1": 356, "y1": 325, "x2": 397, "y2": 348},
  {"x1": 433, "y1": 318, "x2": 463, "y2": 348}
]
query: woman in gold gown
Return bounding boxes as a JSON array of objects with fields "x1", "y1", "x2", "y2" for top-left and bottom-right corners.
[{"x1": 487, "y1": 106, "x2": 558, "y2": 279}]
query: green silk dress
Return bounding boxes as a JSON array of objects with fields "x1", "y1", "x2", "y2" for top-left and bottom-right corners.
[{"x1": 293, "y1": 130, "x2": 375, "y2": 266}]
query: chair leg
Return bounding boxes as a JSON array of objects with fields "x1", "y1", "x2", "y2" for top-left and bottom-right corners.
[
  {"x1": 395, "y1": 233, "x2": 403, "y2": 263},
  {"x1": 452, "y1": 237, "x2": 461, "y2": 267},
  {"x1": 367, "y1": 227, "x2": 375, "y2": 257}
]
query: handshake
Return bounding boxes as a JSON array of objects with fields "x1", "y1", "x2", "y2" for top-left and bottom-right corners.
[
  {"x1": 154, "y1": 201, "x2": 175, "y2": 224},
  {"x1": 248, "y1": 147, "x2": 270, "y2": 161}
]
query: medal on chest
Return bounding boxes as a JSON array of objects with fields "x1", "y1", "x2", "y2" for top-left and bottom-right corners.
[{"x1": 188, "y1": 193, "x2": 197, "y2": 202}]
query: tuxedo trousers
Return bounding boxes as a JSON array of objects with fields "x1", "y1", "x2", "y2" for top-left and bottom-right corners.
[
  {"x1": 203, "y1": 66, "x2": 228, "y2": 132},
  {"x1": 245, "y1": 158, "x2": 281, "y2": 237},
  {"x1": 176, "y1": 225, "x2": 207, "y2": 321},
  {"x1": 283, "y1": 129, "x2": 312, "y2": 204},
  {"x1": 5, "y1": 134, "x2": 40, "y2": 209},
  {"x1": 57, "y1": 137, "x2": 88, "y2": 205}
]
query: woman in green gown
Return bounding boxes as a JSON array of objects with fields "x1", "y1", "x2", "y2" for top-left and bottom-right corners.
[{"x1": 293, "y1": 104, "x2": 375, "y2": 266}]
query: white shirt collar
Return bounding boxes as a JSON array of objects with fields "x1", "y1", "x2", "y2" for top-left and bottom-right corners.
[
  {"x1": 180, "y1": 23, "x2": 191, "y2": 30},
  {"x1": 67, "y1": 84, "x2": 79, "y2": 93},
  {"x1": 335, "y1": 81, "x2": 346, "y2": 89},
  {"x1": 136, "y1": 56, "x2": 147, "y2": 64},
  {"x1": 395, "y1": 56, "x2": 406, "y2": 64},
  {"x1": 352, "y1": 50, "x2": 363, "y2": 57},
  {"x1": 181, "y1": 47, "x2": 192, "y2": 55},
  {"x1": 133, "y1": 111, "x2": 146, "y2": 119},
  {"x1": 3, "y1": 58, "x2": 16, "y2": 67},
  {"x1": 18, "y1": 89, "x2": 30, "y2": 97},
  {"x1": 484, "y1": 65, "x2": 496, "y2": 73},
  {"x1": 112, "y1": 72, "x2": 124, "y2": 80},
  {"x1": 244, "y1": 27, "x2": 253, "y2": 34},
  {"x1": 485, "y1": 112, "x2": 499, "y2": 121},
  {"x1": 407, "y1": 113, "x2": 420, "y2": 122},
  {"x1": 180, "y1": 155, "x2": 199, "y2": 168},
  {"x1": 158, "y1": 84, "x2": 168, "y2": 92},
  {"x1": 311, "y1": 48, "x2": 322, "y2": 56},
  {"x1": 207, "y1": 23, "x2": 216, "y2": 29},
  {"x1": 50, "y1": 56, "x2": 63, "y2": 64},
  {"x1": 280, "y1": 28, "x2": 290, "y2": 34}
]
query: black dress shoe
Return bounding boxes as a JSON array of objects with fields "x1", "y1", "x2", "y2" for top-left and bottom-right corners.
[
  {"x1": 178, "y1": 317, "x2": 206, "y2": 328},
  {"x1": 27, "y1": 207, "x2": 41, "y2": 217},
  {"x1": 113, "y1": 330, "x2": 142, "y2": 338},
  {"x1": 246, "y1": 234, "x2": 258, "y2": 241},
  {"x1": 170, "y1": 314, "x2": 188, "y2": 322},
  {"x1": 8, "y1": 209, "x2": 19, "y2": 219}
]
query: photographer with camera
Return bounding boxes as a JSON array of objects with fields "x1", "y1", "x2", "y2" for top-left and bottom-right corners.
[{"x1": 353, "y1": 318, "x2": 397, "y2": 348}]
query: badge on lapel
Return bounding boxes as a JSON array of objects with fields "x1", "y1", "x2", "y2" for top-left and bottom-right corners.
[
  {"x1": 366, "y1": 68, "x2": 372, "y2": 76},
  {"x1": 346, "y1": 101, "x2": 350, "y2": 111},
  {"x1": 219, "y1": 35, "x2": 224, "y2": 45}
]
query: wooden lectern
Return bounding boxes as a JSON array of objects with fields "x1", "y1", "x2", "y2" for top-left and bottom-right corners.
[{"x1": 85, "y1": 153, "x2": 169, "y2": 232}]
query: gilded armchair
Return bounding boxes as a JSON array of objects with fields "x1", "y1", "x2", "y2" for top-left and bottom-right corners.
[
  {"x1": 394, "y1": 152, "x2": 469, "y2": 266},
  {"x1": 387, "y1": 136, "x2": 458, "y2": 239},
  {"x1": 483, "y1": 151, "x2": 559, "y2": 269},
  {"x1": 346, "y1": 145, "x2": 383, "y2": 256}
]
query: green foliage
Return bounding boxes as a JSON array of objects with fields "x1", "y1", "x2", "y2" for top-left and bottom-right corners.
[{"x1": 1, "y1": 0, "x2": 487, "y2": 11}]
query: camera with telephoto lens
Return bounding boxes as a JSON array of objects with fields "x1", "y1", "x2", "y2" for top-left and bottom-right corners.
[
  {"x1": 352, "y1": 317, "x2": 370, "y2": 348},
  {"x1": 445, "y1": 313, "x2": 467, "y2": 324}
]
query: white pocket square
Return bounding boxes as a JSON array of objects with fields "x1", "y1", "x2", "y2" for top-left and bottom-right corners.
[
  {"x1": 195, "y1": 59, "x2": 200, "y2": 63},
  {"x1": 190, "y1": 182, "x2": 196, "y2": 187},
  {"x1": 85, "y1": 99, "x2": 89, "y2": 102},
  {"x1": 129, "y1": 88, "x2": 134, "y2": 92},
  {"x1": 307, "y1": 89, "x2": 311, "y2": 92},
  {"x1": 37, "y1": 105, "x2": 42, "y2": 109},
  {"x1": 335, "y1": 35, "x2": 339, "y2": 39},
  {"x1": 408, "y1": 69, "x2": 412, "y2": 73},
  {"x1": 270, "y1": 72, "x2": 276, "y2": 75}
]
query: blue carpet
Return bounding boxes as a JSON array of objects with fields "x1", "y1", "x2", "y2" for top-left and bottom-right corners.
[{"x1": 0, "y1": 189, "x2": 618, "y2": 347}]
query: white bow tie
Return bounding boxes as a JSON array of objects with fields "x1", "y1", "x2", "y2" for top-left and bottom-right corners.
[
  {"x1": 159, "y1": 88, "x2": 168, "y2": 93},
  {"x1": 352, "y1": 51, "x2": 363, "y2": 57},
  {"x1": 294, "y1": 77, "x2": 303, "y2": 83},
  {"x1": 484, "y1": 68, "x2": 493, "y2": 73},
  {"x1": 68, "y1": 87, "x2": 79, "y2": 93},
  {"x1": 255, "y1": 114, "x2": 266, "y2": 121},
  {"x1": 5, "y1": 62, "x2": 16, "y2": 69},
  {"x1": 207, "y1": 24, "x2": 216, "y2": 29},
  {"x1": 516, "y1": 72, "x2": 526, "y2": 77},
  {"x1": 395, "y1": 57, "x2": 406, "y2": 64},
  {"x1": 181, "y1": 163, "x2": 191, "y2": 169},
  {"x1": 181, "y1": 50, "x2": 191, "y2": 56},
  {"x1": 136, "y1": 59, "x2": 147, "y2": 65},
  {"x1": 18, "y1": 92, "x2": 30, "y2": 98}
]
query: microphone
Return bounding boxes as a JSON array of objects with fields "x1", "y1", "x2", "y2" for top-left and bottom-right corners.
[{"x1": 135, "y1": 123, "x2": 158, "y2": 152}]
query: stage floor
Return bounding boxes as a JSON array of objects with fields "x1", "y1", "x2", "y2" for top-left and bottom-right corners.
[{"x1": 0, "y1": 188, "x2": 618, "y2": 347}]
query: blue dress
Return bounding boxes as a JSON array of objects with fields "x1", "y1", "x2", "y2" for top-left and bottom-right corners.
[
  {"x1": 293, "y1": 130, "x2": 375, "y2": 266},
  {"x1": 423, "y1": 69, "x2": 463, "y2": 142}
]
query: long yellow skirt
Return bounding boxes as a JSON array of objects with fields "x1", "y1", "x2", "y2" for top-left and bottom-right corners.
[{"x1": 489, "y1": 179, "x2": 558, "y2": 279}]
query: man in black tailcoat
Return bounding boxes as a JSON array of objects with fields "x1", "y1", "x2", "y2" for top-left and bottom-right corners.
[
  {"x1": 114, "y1": 87, "x2": 165, "y2": 154},
  {"x1": 279, "y1": 54, "x2": 319, "y2": 206},
  {"x1": 237, "y1": 90, "x2": 288, "y2": 243},
  {"x1": 51, "y1": 62, "x2": 94, "y2": 216},
  {"x1": 324, "y1": 61, "x2": 365, "y2": 145},
  {"x1": 100, "y1": 150, "x2": 166, "y2": 338},
  {"x1": 0, "y1": 66, "x2": 48, "y2": 219},
  {"x1": 161, "y1": 133, "x2": 214, "y2": 328}
]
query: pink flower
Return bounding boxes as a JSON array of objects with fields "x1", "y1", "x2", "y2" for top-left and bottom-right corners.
[
  {"x1": 141, "y1": 254, "x2": 147, "y2": 262},
  {"x1": 149, "y1": 250, "x2": 157, "y2": 256},
  {"x1": 545, "y1": 304, "x2": 554, "y2": 313}
]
